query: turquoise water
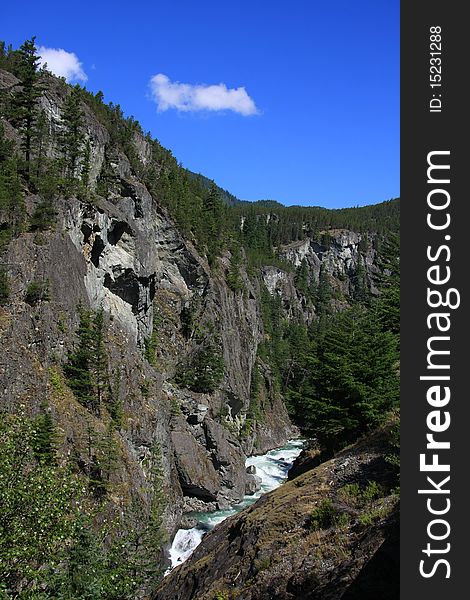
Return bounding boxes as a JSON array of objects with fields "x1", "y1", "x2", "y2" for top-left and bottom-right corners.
[{"x1": 168, "y1": 439, "x2": 304, "y2": 570}]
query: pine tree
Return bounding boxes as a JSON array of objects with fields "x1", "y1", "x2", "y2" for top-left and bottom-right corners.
[
  {"x1": 29, "y1": 199, "x2": 56, "y2": 231},
  {"x1": 92, "y1": 309, "x2": 107, "y2": 407},
  {"x1": 31, "y1": 108, "x2": 49, "y2": 183},
  {"x1": 61, "y1": 86, "x2": 85, "y2": 179},
  {"x1": 295, "y1": 258, "x2": 310, "y2": 296},
  {"x1": 0, "y1": 267, "x2": 10, "y2": 305},
  {"x1": 32, "y1": 403, "x2": 58, "y2": 465},
  {"x1": 353, "y1": 254, "x2": 368, "y2": 303},
  {"x1": 289, "y1": 304, "x2": 399, "y2": 452},
  {"x1": 65, "y1": 308, "x2": 108, "y2": 414},
  {"x1": 203, "y1": 184, "x2": 224, "y2": 263},
  {"x1": 81, "y1": 138, "x2": 92, "y2": 189},
  {"x1": 316, "y1": 263, "x2": 331, "y2": 317},
  {"x1": 373, "y1": 233, "x2": 400, "y2": 335},
  {"x1": 226, "y1": 243, "x2": 243, "y2": 292},
  {"x1": 9, "y1": 37, "x2": 42, "y2": 179},
  {"x1": 0, "y1": 124, "x2": 23, "y2": 248}
]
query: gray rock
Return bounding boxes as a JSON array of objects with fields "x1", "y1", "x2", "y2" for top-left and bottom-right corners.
[
  {"x1": 171, "y1": 429, "x2": 220, "y2": 501},
  {"x1": 180, "y1": 515, "x2": 198, "y2": 529},
  {"x1": 245, "y1": 474, "x2": 262, "y2": 495}
]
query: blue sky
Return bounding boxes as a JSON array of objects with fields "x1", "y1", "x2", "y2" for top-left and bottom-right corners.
[{"x1": 3, "y1": 0, "x2": 399, "y2": 208}]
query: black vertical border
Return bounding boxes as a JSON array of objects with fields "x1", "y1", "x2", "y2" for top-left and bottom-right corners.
[{"x1": 401, "y1": 2, "x2": 468, "y2": 598}]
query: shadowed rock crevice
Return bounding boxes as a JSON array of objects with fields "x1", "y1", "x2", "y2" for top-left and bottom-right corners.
[
  {"x1": 103, "y1": 269, "x2": 155, "y2": 314},
  {"x1": 108, "y1": 220, "x2": 133, "y2": 245},
  {"x1": 90, "y1": 235, "x2": 105, "y2": 267}
]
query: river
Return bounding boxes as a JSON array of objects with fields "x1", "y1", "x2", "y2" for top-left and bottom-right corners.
[{"x1": 167, "y1": 438, "x2": 304, "y2": 571}]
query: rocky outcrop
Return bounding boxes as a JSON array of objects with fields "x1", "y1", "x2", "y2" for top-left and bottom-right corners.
[
  {"x1": 261, "y1": 230, "x2": 380, "y2": 319},
  {"x1": 0, "y1": 64, "x2": 392, "y2": 575},
  {"x1": 287, "y1": 446, "x2": 323, "y2": 480},
  {"x1": 280, "y1": 230, "x2": 378, "y2": 290},
  {"x1": 0, "y1": 66, "x2": 299, "y2": 546},
  {"x1": 152, "y1": 422, "x2": 399, "y2": 600}
]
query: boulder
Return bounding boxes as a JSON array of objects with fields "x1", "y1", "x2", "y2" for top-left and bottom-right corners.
[
  {"x1": 171, "y1": 430, "x2": 220, "y2": 501},
  {"x1": 245, "y1": 474, "x2": 262, "y2": 495}
]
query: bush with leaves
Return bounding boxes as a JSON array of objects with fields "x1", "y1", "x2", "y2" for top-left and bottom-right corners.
[
  {"x1": 177, "y1": 341, "x2": 225, "y2": 394},
  {"x1": 24, "y1": 279, "x2": 50, "y2": 305},
  {"x1": 0, "y1": 411, "x2": 167, "y2": 598},
  {"x1": 0, "y1": 411, "x2": 83, "y2": 595}
]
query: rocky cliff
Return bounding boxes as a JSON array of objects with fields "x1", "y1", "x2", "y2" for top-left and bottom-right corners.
[
  {"x1": 0, "y1": 63, "x2": 396, "y2": 574},
  {"x1": 152, "y1": 419, "x2": 399, "y2": 600}
]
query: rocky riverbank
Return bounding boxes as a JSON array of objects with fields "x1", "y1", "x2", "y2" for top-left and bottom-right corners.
[{"x1": 152, "y1": 420, "x2": 399, "y2": 600}]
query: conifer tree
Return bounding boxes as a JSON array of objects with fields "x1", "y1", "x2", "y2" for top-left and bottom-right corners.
[
  {"x1": 316, "y1": 263, "x2": 331, "y2": 317},
  {"x1": 203, "y1": 184, "x2": 224, "y2": 263},
  {"x1": 0, "y1": 267, "x2": 10, "y2": 305},
  {"x1": 226, "y1": 243, "x2": 243, "y2": 292},
  {"x1": 353, "y1": 254, "x2": 368, "y2": 303},
  {"x1": 0, "y1": 124, "x2": 23, "y2": 247},
  {"x1": 295, "y1": 258, "x2": 310, "y2": 296},
  {"x1": 65, "y1": 308, "x2": 108, "y2": 414},
  {"x1": 32, "y1": 403, "x2": 58, "y2": 465},
  {"x1": 81, "y1": 138, "x2": 92, "y2": 189},
  {"x1": 61, "y1": 86, "x2": 85, "y2": 179},
  {"x1": 9, "y1": 37, "x2": 42, "y2": 179}
]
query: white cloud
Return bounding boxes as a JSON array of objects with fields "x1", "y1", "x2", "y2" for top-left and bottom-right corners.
[
  {"x1": 38, "y1": 46, "x2": 87, "y2": 83},
  {"x1": 149, "y1": 73, "x2": 258, "y2": 116}
]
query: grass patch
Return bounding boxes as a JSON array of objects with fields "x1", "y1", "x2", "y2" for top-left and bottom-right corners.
[
  {"x1": 358, "y1": 502, "x2": 394, "y2": 526},
  {"x1": 338, "y1": 480, "x2": 384, "y2": 508}
]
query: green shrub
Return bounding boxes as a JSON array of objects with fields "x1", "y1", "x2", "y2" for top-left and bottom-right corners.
[
  {"x1": 25, "y1": 279, "x2": 50, "y2": 305},
  {"x1": 0, "y1": 268, "x2": 9, "y2": 305},
  {"x1": 338, "y1": 480, "x2": 384, "y2": 508},
  {"x1": 358, "y1": 503, "x2": 392, "y2": 526},
  {"x1": 254, "y1": 556, "x2": 271, "y2": 572},
  {"x1": 176, "y1": 342, "x2": 224, "y2": 394},
  {"x1": 0, "y1": 410, "x2": 167, "y2": 597},
  {"x1": 310, "y1": 500, "x2": 337, "y2": 531},
  {"x1": 310, "y1": 499, "x2": 350, "y2": 531},
  {"x1": 30, "y1": 199, "x2": 56, "y2": 231},
  {"x1": 144, "y1": 332, "x2": 158, "y2": 365},
  {"x1": 170, "y1": 396, "x2": 182, "y2": 417}
]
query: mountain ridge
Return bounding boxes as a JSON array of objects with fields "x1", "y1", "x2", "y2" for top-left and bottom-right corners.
[{"x1": 0, "y1": 38, "x2": 399, "y2": 599}]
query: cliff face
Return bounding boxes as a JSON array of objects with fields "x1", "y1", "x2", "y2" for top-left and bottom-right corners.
[
  {"x1": 152, "y1": 422, "x2": 399, "y2": 600},
  {"x1": 0, "y1": 66, "x2": 389, "y2": 557}
]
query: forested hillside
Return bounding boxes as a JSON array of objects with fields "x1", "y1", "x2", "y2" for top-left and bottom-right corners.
[{"x1": 0, "y1": 38, "x2": 399, "y2": 599}]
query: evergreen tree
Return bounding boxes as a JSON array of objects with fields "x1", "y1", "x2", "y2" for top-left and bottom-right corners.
[
  {"x1": 226, "y1": 243, "x2": 244, "y2": 292},
  {"x1": 61, "y1": 86, "x2": 85, "y2": 179},
  {"x1": 81, "y1": 138, "x2": 92, "y2": 189},
  {"x1": 0, "y1": 124, "x2": 23, "y2": 248},
  {"x1": 65, "y1": 308, "x2": 108, "y2": 414},
  {"x1": 32, "y1": 403, "x2": 58, "y2": 465},
  {"x1": 373, "y1": 233, "x2": 400, "y2": 335},
  {"x1": 287, "y1": 304, "x2": 399, "y2": 452},
  {"x1": 203, "y1": 184, "x2": 225, "y2": 263},
  {"x1": 353, "y1": 254, "x2": 369, "y2": 303},
  {"x1": 31, "y1": 108, "x2": 49, "y2": 183},
  {"x1": 0, "y1": 267, "x2": 10, "y2": 305},
  {"x1": 29, "y1": 198, "x2": 56, "y2": 231},
  {"x1": 316, "y1": 263, "x2": 331, "y2": 317},
  {"x1": 295, "y1": 258, "x2": 310, "y2": 296},
  {"x1": 177, "y1": 340, "x2": 225, "y2": 393},
  {"x1": 8, "y1": 37, "x2": 42, "y2": 179}
]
